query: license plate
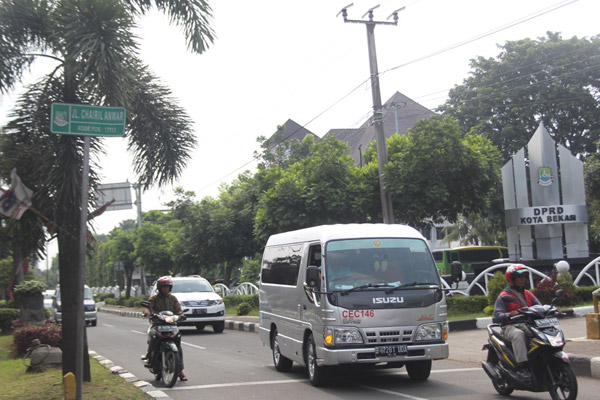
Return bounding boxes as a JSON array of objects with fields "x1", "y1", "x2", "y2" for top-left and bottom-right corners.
[
  {"x1": 374, "y1": 344, "x2": 408, "y2": 357},
  {"x1": 193, "y1": 308, "x2": 207, "y2": 315},
  {"x1": 535, "y1": 317, "x2": 559, "y2": 328}
]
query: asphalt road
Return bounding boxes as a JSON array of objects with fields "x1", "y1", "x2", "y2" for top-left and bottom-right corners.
[{"x1": 88, "y1": 312, "x2": 598, "y2": 400}]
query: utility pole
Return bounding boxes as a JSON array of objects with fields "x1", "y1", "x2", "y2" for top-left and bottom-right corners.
[
  {"x1": 133, "y1": 183, "x2": 146, "y2": 294},
  {"x1": 338, "y1": 4, "x2": 404, "y2": 224}
]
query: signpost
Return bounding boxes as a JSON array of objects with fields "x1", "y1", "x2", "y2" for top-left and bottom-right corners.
[{"x1": 51, "y1": 103, "x2": 126, "y2": 137}]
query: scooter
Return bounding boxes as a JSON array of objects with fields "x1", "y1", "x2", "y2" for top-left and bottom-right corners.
[
  {"x1": 482, "y1": 293, "x2": 577, "y2": 400},
  {"x1": 140, "y1": 300, "x2": 187, "y2": 388}
]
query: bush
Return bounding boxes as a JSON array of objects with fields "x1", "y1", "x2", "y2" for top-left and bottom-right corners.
[
  {"x1": 13, "y1": 280, "x2": 46, "y2": 297},
  {"x1": 575, "y1": 286, "x2": 600, "y2": 303},
  {"x1": 236, "y1": 302, "x2": 252, "y2": 316},
  {"x1": 0, "y1": 308, "x2": 20, "y2": 333},
  {"x1": 487, "y1": 271, "x2": 508, "y2": 306},
  {"x1": 446, "y1": 295, "x2": 488, "y2": 314},
  {"x1": 104, "y1": 298, "x2": 119, "y2": 306},
  {"x1": 224, "y1": 294, "x2": 258, "y2": 309},
  {"x1": 12, "y1": 321, "x2": 62, "y2": 355},
  {"x1": 533, "y1": 271, "x2": 577, "y2": 306},
  {"x1": 97, "y1": 293, "x2": 115, "y2": 301}
]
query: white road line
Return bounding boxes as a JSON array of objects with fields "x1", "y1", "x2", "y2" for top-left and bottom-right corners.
[
  {"x1": 163, "y1": 367, "x2": 482, "y2": 392},
  {"x1": 182, "y1": 342, "x2": 206, "y2": 350},
  {"x1": 165, "y1": 378, "x2": 308, "y2": 391},
  {"x1": 132, "y1": 330, "x2": 146, "y2": 335},
  {"x1": 102, "y1": 323, "x2": 114, "y2": 327}
]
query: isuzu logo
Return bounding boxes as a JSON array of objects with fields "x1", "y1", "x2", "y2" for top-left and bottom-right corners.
[{"x1": 373, "y1": 296, "x2": 404, "y2": 304}]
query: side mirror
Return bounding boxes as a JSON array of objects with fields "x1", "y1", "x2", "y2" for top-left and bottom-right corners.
[
  {"x1": 140, "y1": 300, "x2": 149, "y2": 308},
  {"x1": 450, "y1": 261, "x2": 463, "y2": 284},
  {"x1": 501, "y1": 295, "x2": 515, "y2": 303},
  {"x1": 305, "y1": 266, "x2": 321, "y2": 290}
]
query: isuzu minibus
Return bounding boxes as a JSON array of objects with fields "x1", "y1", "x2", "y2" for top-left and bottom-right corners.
[{"x1": 259, "y1": 224, "x2": 449, "y2": 386}]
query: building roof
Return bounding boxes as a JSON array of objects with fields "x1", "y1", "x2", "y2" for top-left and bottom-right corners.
[{"x1": 325, "y1": 91, "x2": 435, "y2": 165}]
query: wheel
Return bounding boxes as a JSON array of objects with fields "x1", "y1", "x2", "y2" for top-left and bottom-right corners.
[
  {"x1": 160, "y1": 349, "x2": 181, "y2": 388},
  {"x1": 212, "y1": 321, "x2": 224, "y2": 333},
  {"x1": 490, "y1": 365, "x2": 514, "y2": 396},
  {"x1": 195, "y1": 324, "x2": 205, "y2": 331},
  {"x1": 405, "y1": 360, "x2": 432, "y2": 381},
  {"x1": 549, "y1": 362, "x2": 577, "y2": 400},
  {"x1": 91, "y1": 319, "x2": 97, "y2": 327},
  {"x1": 271, "y1": 330, "x2": 293, "y2": 372},
  {"x1": 305, "y1": 334, "x2": 329, "y2": 387}
]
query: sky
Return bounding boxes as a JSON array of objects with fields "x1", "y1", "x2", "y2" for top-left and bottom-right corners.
[{"x1": 1, "y1": 0, "x2": 599, "y2": 264}]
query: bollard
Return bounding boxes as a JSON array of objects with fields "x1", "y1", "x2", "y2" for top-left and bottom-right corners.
[
  {"x1": 63, "y1": 372, "x2": 76, "y2": 400},
  {"x1": 586, "y1": 288, "x2": 600, "y2": 340}
]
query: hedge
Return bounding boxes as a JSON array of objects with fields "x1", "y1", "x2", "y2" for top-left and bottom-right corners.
[
  {"x1": 12, "y1": 321, "x2": 61, "y2": 356},
  {"x1": 446, "y1": 295, "x2": 488, "y2": 314},
  {"x1": 0, "y1": 308, "x2": 20, "y2": 333},
  {"x1": 224, "y1": 294, "x2": 259, "y2": 309}
]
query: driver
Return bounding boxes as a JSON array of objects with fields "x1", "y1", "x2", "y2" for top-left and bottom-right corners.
[
  {"x1": 493, "y1": 264, "x2": 541, "y2": 380},
  {"x1": 143, "y1": 275, "x2": 188, "y2": 381},
  {"x1": 326, "y1": 251, "x2": 352, "y2": 280}
]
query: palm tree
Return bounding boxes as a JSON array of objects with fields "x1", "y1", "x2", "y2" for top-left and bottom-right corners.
[{"x1": 0, "y1": 0, "x2": 215, "y2": 386}]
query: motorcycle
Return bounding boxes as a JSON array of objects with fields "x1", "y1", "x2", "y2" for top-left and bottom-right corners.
[
  {"x1": 482, "y1": 292, "x2": 578, "y2": 400},
  {"x1": 140, "y1": 300, "x2": 187, "y2": 388}
]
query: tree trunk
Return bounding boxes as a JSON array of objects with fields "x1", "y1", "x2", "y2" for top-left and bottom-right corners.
[
  {"x1": 125, "y1": 266, "x2": 133, "y2": 299},
  {"x1": 12, "y1": 242, "x2": 23, "y2": 286}
]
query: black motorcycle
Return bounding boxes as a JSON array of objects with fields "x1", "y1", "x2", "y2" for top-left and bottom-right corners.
[
  {"x1": 482, "y1": 294, "x2": 577, "y2": 400},
  {"x1": 140, "y1": 300, "x2": 186, "y2": 388}
]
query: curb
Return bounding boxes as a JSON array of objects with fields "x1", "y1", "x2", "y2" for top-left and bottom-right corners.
[
  {"x1": 97, "y1": 306, "x2": 259, "y2": 334},
  {"x1": 89, "y1": 350, "x2": 173, "y2": 400}
]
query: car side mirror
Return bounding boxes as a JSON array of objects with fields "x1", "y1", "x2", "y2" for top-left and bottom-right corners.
[
  {"x1": 305, "y1": 265, "x2": 321, "y2": 290},
  {"x1": 450, "y1": 261, "x2": 463, "y2": 284}
]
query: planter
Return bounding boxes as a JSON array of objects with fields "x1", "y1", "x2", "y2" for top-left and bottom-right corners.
[{"x1": 18, "y1": 294, "x2": 45, "y2": 324}]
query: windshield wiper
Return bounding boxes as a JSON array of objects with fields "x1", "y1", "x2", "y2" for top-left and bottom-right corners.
[
  {"x1": 340, "y1": 283, "x2": 395, "y2": 296},
  {"x1": 384, "y1": 282, "x2": 438, "y2": 294}
]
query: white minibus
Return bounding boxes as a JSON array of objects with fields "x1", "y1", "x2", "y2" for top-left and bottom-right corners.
[{"x1": 259, "y1": 224, "x2": 449, "y2": 386}]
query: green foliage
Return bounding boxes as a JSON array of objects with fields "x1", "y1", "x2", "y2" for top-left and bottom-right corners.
[
  {"x1": 446, "y1": 295, "x2": 488, "y2": 314},
  {"x1": 97, "y1": 293, "x2": 115, "y2": 302},
  {"x1": 13, "y1": 280, "x2": 46, "y2": 297},
  {"x1": 0, "y1": 308, "x2": 20, "y2": 333},
  {"x1": 487, "y1": 271, "x2": 508, "y2": 306},
  {"x1": 235, "y1": 302, "x2": 252, "y2": 316},
  {"x1": 533, "y1": 271, "x2": 577, "y2": 306},
  {"x1": 223, "y1": 294, "x2": 259, "y2": 309},
  {"x1": 12, "y1": 321, "x2": 61, "y2": 355},
  {"x1": 575, "y1": 286, "x2": 600, "y2": 303},
  {"x1": 0, "y1": 299, "x2": 16, "y2": 308},
  {"x1": 240, "y1": 254, "x2": 261, "y2": 283}
]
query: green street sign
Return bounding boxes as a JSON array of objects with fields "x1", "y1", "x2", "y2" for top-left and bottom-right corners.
[{"x1": 51, "y1": 103, "x2": 126, "y2": 137}]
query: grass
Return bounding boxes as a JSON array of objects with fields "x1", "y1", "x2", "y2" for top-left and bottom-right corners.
[{"x1": 0, "y1": 334, "x2": 152, "y2": 400}]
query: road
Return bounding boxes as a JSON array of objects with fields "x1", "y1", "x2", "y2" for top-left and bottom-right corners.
[{"x1": 88, "y1": 313, "x2": 598, "y2": 399}]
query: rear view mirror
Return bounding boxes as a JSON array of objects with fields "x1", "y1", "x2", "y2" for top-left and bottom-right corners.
[
  {"x1": 450, "y1": 261, "x2": 463, "y2": 284},
  {"x1": 140, "y1": 300, "x2": 149, "y2": 308},
  {"x1": 305, "y1": 266, "x2": 321, "y2": 290}
]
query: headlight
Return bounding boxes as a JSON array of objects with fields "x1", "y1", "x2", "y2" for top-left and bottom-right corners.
[
  {"x1": 214, "y1": 299, "x2": 224, "y2": 305},
  {"x1": 324, "y1": 327, "x2": 364, "y2": 346},
  {"x1": 548, "y1": 332, "x2": 564, "y2": 347},
  {"x1": 415, "y1": 323, "x2": 443, "y2": 341}
]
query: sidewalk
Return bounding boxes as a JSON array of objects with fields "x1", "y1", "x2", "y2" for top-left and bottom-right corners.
[{"x1": 97, "y1": 305, "x2": 600, "y2": 379}]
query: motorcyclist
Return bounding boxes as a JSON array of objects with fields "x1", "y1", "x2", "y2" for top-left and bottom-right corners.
[
  {"x1": 143, "y1": 275, "x2": 187, "y2": 381},
  {"x1": 493, "y1": 264, "x2": 541, "y2": 380}
]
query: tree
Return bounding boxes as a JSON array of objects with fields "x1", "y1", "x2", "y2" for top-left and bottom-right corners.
[
  {"x1": 439, "y1": 32, "x2": 600, "y2": 161},
  {"x1": 380, "y1": 115, "x2": 502, "y2": 229},
  {"x1": 0, "y1": 0, "x2": 214, "y2": 385}
]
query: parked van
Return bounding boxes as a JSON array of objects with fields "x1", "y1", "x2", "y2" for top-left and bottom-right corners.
[{"x1": 259, "y1": 224, "x2": 449, "y2": 386}]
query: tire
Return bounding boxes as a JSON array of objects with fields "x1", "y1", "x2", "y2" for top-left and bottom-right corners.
[
  {"x1": 91, "y1": 320, "x2": 97, "y2": 327},
  {"x1": 212, "y1": 321, "x2": 225, "y2": 333},
  {"x1": 195, "y1": 324, "x2": 205, "y2": 331},
  {"x1": 549, "y1": 362, "x2": 577, "y2": 400},
  {"x1": 491, "y1": 365, "x2": 514, "y2": 396},
  {"x1": 305, "y1": 334, "x2": 329, "y2": 387},
  {"x1": 271, "y1": 330, "x2": 293, "y2": 372},
  {"x1": 160, "y1": 348, "x2": 181, "y2": 388},
  {"x1": 405, "y1": 360, "x2": 432, "y2": 381}
]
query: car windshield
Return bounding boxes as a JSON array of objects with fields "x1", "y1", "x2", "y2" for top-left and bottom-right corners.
[
  {"x1": 325, "y1": 238, "x2": 439, "y2": 291},
  {"x1": 172, "y1": 279, "x2": 213, "y2": 293},
  {"x1": 55, "y1": 287, "x2": 94, "y2": 300}
]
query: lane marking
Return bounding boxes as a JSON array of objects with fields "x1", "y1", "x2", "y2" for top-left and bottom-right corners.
[
  {"x1": 132, "y1": 330, "x2": 146, "y2": 335},
  {"x1": 102, "y1": 323, "x2": 114, "y2": 327},
  {"x1": 165, "y1": 378, "x2": 308, "y2": 391},
  {"x1": 163, "y1": 367, "x2": 482, "y2": 392}
]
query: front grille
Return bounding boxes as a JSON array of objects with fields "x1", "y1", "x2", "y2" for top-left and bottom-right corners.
[
  {"x1": 364, "y1": 327, "x2": 414, "y2": 344},
  {"x1": 181, "y1": 300, "x2": 219, "y2": 307},
  {"x1": 84, "y1": 305, "x2": 96, "y2": 311}
]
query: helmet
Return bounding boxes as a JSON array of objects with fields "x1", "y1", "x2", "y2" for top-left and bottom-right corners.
[
  {"x1": 157, "y1": 276, "x2": 173, "y2": 292},
  {"x1": 505, "y1": 264, "x2": 529, "y2": 285}
]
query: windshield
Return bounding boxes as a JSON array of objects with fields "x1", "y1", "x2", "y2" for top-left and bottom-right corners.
[
  {"x1": 325, "y1": 238, "x2": 439, "y2": 291},
  {"x1": 55, "y1": 287, "x2": 94, "y2": 300},
  {"x1": 172, "y1": 279, "x2": 213, "y2": 293}
]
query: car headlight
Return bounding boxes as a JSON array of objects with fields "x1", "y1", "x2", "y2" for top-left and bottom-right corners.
[
  {"x1": 214, "y1": 299, "x2": 224, "y2": 305},
  {"x1": 415, "y1": 323, "x2": 443, "y2": 341},
  {"x1": 324, "y1": 327, "x2": 364, "y2": 346}
]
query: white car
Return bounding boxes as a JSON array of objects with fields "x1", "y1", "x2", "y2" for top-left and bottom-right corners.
[
  {"x1": 43, "y1": 289, "x2": 55, "y2": 309},
  {"x1": 149, "y1": 276, "x2": 226, "y2": 333},
  {"x1": 52, "y1": 284, "x2": 97, "y2": 326}
]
